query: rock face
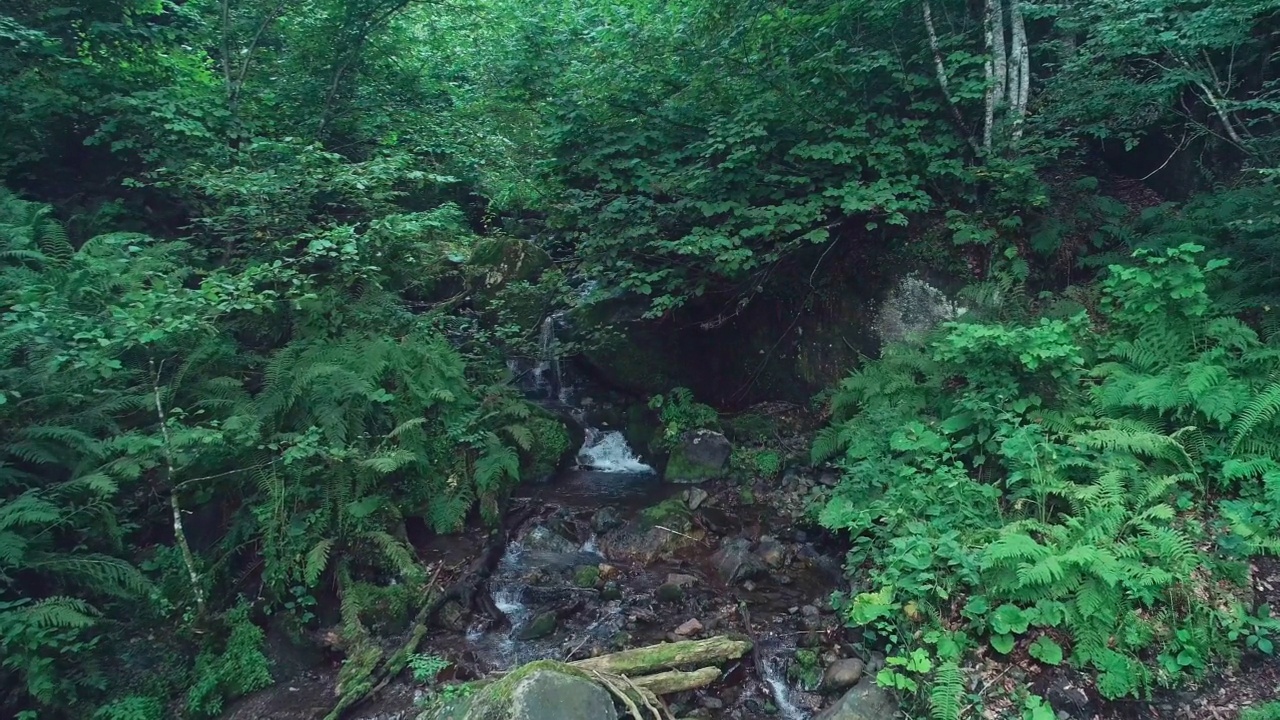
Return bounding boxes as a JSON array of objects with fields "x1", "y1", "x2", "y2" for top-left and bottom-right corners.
[
  {"x1": 814, "y1": 678, "x2": 899, "y2": 720},
  {"x1": 664, "y1": 430, "x2": 732, "y2": 483},
  {"x1": 421, "y1": 661, "x2": 618, "y2": 720}
]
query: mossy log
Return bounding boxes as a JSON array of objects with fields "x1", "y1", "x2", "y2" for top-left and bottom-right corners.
[
  {"x1": 627, "y1": 666, "x2": 721, "y2": 695},
  {"x1": 570, "y1": 636, "x2": 751, "y2": 676}
]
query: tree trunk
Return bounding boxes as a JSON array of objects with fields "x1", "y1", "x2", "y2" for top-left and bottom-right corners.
[
  {"x1": 570, "y1": 636, "x2": 752, "y2": 676},
  {"x1": 628, "y1": 666, "x2": 722, "y2": 694},
  {"x1": 1009, "y1": 0, "x2": 1030, "y2": 140},
  {"x1": 983, "y1": 0, "x2": 1008, "y2": 149}
]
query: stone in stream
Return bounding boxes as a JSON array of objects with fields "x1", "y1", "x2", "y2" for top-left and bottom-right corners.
[
  {"x1": 516, "y1": 611, "x2": 558, "y2": 641},
  {"x1": 673, "y1": 618, "x2": 703, "y2": 637},
  {"x1": 655, "y1": 582, "x2": 684, "y2": 603},
  {"x1": 684, "y1": 487, "x2": 710, "y2": 510},
  {"x1": 814, "y1": 678, "x2": 899, "y2": 720},
  {"x1": 820, "y1": 658, "x2": 866, "y2": 693},
  {"x1": 599, "y1": 518, "x2": 699, "y2": 564},
  {"x1": 601, "y1": 581, "x2": 623, "y2": 602},
  {"x1": 522, "y1": 525, "x2": 578, "y2": 554},
  {"x1": 665, "y1": 573, "x2": 698, "y2": 588},
  {"x1": 664, "y1": 430, "x2": 732, "y2": 483},
  {"x1": 590, "y1": 507, "x2": 623, "y2": 534},
  {"x1": 755, "y1": 535, "x2": 786, "y2": 567},
  {"x1": 711, "y1": 537, "x2": 765, "y2": 584},
  {"x1": 419, "y1": 660, "x2": 617, "y2": 720}
]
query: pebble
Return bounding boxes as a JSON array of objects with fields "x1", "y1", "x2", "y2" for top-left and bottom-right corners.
[
  {"x1": 701, "y1": 696, "x2": 724, "y2": 710},
  {"x1": 800, "y1": 605, "x2": 820, "y2": 617},
  {"x1": 674, "y1": 618, "x2": 704, "y2": 636},
  {"x1": 742, "y1": 580, "x2": 757, "y2": 591}
]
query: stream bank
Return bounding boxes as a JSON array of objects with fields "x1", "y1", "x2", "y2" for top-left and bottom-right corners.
[{"x1": 222, "y1": 429, "x2": 866, "y2": 720}]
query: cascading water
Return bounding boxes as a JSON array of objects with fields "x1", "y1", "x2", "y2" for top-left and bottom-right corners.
[
  {"x1": 576, "y1": 429, "x2": 654, "y2": 473},
  {"x1": 759, "y1": 637, "x2": 812, "y2": 720}
]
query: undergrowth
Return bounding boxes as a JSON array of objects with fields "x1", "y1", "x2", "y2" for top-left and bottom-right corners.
[{"x1": 815, "y1": 243, "x2": 1280, "y2": 718}]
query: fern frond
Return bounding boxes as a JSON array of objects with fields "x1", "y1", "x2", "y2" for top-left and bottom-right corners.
[{"x1": 1231, "y1": 380, "x2": 1280, "y2": 453}]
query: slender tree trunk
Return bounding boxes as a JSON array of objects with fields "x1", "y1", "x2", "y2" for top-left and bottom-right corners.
[
  {"x1": 152, "y1": 362, "x2": 206, "y2": 619},
  {"x1": 983, "y1": 0, "x2": 1008, "y2": 149},
  {"x1": 924, "y1": 0, "x2": 979, "y2": 152},
  {"x1": 1009, "y1": 0, "x2": 1030, "y2": 141}
]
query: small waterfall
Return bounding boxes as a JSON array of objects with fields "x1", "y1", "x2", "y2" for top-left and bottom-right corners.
[
  {"x1": 760, "y1": 638, "x2": 811, "y2": 720},
  {"x1": 532, "y1": 316, "x2": 566, "y2": 404},
  {"x1": 577, "y1": 429, "x2": 653, "y2": 473}
]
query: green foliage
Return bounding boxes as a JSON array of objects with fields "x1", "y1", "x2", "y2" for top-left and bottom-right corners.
[
  {"x1": 786, "y1": 649, "x2": 821, "y2": 691},
  {"x1": 408, "y1": 654, "x2": 451, "y2": 684},
  {"x1": 649, "y1": 387, "x2": 719, "y2": 448},
  {"x1": 185, "y1": 604, "x2": 272, "y2": 718},
  {"x1": 1242, "y1": 701, "x2": 1280, "y2": 720},
  {"x1": 817, "y1": 243, "x2": 1280, "y2": 707}
]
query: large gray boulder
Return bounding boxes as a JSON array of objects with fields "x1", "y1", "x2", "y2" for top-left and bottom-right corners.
[
  {"x1": 815, "y1": 678, "x2": 899, "y2": 720},
  {"x1": 421, "y1": 661, "x2": 618, "y2": 720},
  {"x1": 664, "y1": 430, "x2": 732, "y2": 483}
]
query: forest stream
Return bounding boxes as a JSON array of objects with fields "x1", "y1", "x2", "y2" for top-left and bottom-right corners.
[{"x1": 223, "y1": 327, "x2": 851, "y2": 720}]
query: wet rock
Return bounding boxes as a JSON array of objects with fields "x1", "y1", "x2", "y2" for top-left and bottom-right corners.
[
  {"x1": 599, "y1": 519, "x2": 699, "y2": 564},
  {"x1": 685, "y1": 487, "x2": 710, "y2": 510},
  {"x1": 665, "y1": 430, "x2": 732, "y2": 483},
  {"x1": 755, "y1": 535, "x2": 786, "y2": 568},
  {"x1": 818, "y1": 470, "x2": 840, "y2": 487},
  {"x1": 656, "y1": 583, "x2": 685, "y2": 603},
  {"x1": 516, "y1": 611, "x2": 558, "y2": 641},
  {"x1": 711, "y1": 537, "x2": 765, "y2": 584},
  {"x1": 814, "y1": 678, "x2": 898, "y2": 720},
  {"x1": 420, "y1": 660, "x2": 617, "y2": 720},
  {"x1": 700, "y1": 696, "x2": 724, "y2": 710},
  {"x1": 522, "y1": 525, "x2": 578, "y2": 554},
  {"x1": 820, "y1": 658, "x2": 866, "y2": 693},
  {"x1": 800, "y1": 605, "x2": 820, "y2": 618},
  {"x1": 665, "y1": 573, "x2": 698, "y2": 588},
  {"x1": 437, "y1": 600, "x2": 469, "y2": 632},
  {"x1": 673, "y1": 618, "x2": 704, "y2": 637},
  {"x1": 591, "y1": 507, "x2": 623, "y2": 534},
  {"x1": 601, "y1": 582, "x2": 623, "y2": 602},
  {"x1": 1044, "y1": 670, "x2": 1093, "y2": 718}
]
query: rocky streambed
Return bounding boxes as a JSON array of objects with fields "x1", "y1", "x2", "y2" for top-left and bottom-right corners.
[{"x1": 222, "y1": 456, "x2": 889, "y2": 720}]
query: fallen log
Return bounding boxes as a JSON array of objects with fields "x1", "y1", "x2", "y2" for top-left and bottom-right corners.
[
  {"x1": 628, "y1": 666, "x2": 721, "y2": 695},
  {"x1": 571, "y1": 636, "x2": 752, "y2": 676}
]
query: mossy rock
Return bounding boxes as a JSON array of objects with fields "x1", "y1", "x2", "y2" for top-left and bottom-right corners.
[
  {"x1": 419, "y1": 660, "x2": 617, "y2": 720},
  {"x1": 573, "y1": 565, "x2": 601, "y2": 588},
  {"x1": 469, "y1": 237, "x2": 552, "y2": 287},
  {"x1": 663, "y1": 431, "x2": 731, "y2": 484},
  {"x1": 515, "y1": 611, "x2": 558, "y2": 641}
]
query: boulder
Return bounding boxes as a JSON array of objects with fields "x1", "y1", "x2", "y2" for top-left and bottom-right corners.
[
  {"x1": 600, "y1": 519, "x2": 699, "y2": 565},
  {"x1": 420, "y1": 660, "x2": 617, "y2": 720},
  {"x1": 664, "y1": 430, "x2": 732, "y2": 483},
  {"x1": 516, "y1": 611, "x2": 558, "y2": 641},
  {"x1": 820, "y1": 658, "x2": 866, "y2": 694},
  {"x1": 814, "y1": 678, "x2": 899, "y2": 720},
  {"x1": 522, "y1": 526, "x2": 579, "y2": 554},
  {"x1": 755, "y1": 536, "x2": 786, "y2": 568},
  {"x1": 711, "y1": 538, "x2": 765, "y2": 584}
]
